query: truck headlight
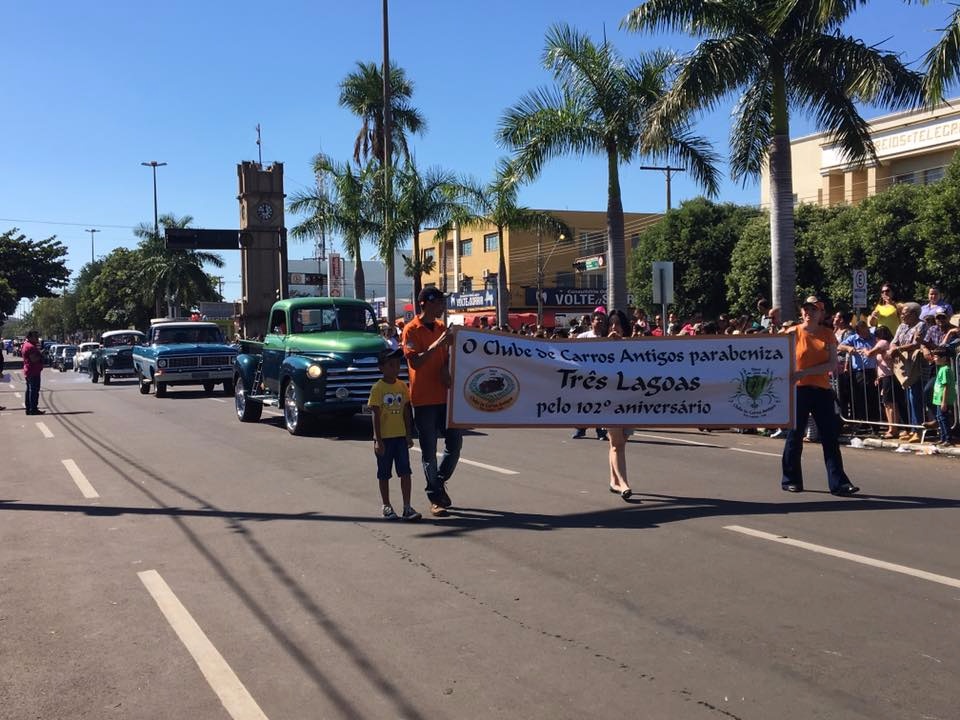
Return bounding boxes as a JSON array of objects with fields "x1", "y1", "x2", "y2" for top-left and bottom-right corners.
[
  {"x1": 306, "y1": 364, "x2": 324, "y2": 379},
  {"x1": 158, "y1": 359, "x2": 167, "y2": 368}
]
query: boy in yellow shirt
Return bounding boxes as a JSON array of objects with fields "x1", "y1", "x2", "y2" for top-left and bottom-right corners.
[{"x1": 368, "y1": 349, "x2": 420, "y2": 521}]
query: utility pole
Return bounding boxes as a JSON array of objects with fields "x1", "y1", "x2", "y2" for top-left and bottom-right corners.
[
  {"x1": 639, "y1": 165, "x2": 685, "y2": 211},
  {"x1": 382, "y1": 0, "x2": 396, "y2": 323},
  {"x1": 140, "y1": 161, "x2": 167, "y2": 236},
  {"x1": 85, "y1": 228, "x2": 100, "y2": 264},
  {"x1": 255, "y1": 124, "x2": 263, "y2": 167}
]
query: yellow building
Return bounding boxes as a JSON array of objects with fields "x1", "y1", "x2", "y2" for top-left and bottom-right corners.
[
  {"x1": 416, "y1": 209, "x2": 661, "y2": 324},
  {"x1": 760, "y1": 100, "x2": 960, "y2": 208}
]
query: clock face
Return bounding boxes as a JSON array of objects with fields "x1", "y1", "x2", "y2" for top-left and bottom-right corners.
[{"x1": 256, "y1": 202, "x2": 274, "y2": 222}]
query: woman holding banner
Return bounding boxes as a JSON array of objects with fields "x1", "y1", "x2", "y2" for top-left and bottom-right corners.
[{"x1": 606, "y1": 309, "x2": 634, "y2": 501}]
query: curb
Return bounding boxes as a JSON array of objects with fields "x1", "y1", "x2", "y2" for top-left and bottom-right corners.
[{"x1": 851, "y1": 436, "x2": 960, "y2": 457}]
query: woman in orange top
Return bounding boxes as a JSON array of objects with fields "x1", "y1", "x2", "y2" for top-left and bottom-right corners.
[{"x1": 781, "y1": 296, "x2": 860, "y2": 496}]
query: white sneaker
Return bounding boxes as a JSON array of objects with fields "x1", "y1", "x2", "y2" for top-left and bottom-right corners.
[
  {"x1": 382, "y1": 505, "x2": 398, "y2": 519},
  {"x1": 402, "y1": 506, "x2": 421, "y2": 521}
]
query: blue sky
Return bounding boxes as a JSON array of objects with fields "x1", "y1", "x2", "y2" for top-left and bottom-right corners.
[{"x1": 3, "y1": 0, "x2": 953, "y2": 313}]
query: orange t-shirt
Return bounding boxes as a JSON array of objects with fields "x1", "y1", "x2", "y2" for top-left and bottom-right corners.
[
  {"x1": 789, "y1": 324, "x2": 835, "y2": 389},
  {"x1": 402, "y1": 315, "x2": 450, "y2": 406}
]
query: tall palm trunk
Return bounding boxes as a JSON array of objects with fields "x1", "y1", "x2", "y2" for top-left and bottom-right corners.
[
  {"x1": 606, "y1": 144, "x2": 627, "y2": 312},
  {"x1": 354, "y1": 258, "x2": 366, "y2": 299},
  {"x1": 769, "y1": 71, "x2": 796, "y2": 321},
  {"x1": 496, "y1": 226, "x2": 508, "y2": 327},
  {"x1": 412, "y1": 228, "x2": 422, "y2": 314}
]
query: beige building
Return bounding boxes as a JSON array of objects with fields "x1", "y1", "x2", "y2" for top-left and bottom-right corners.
[
  {"x1": 416, "y1": 209, "x2": 661, "y2": 323},
  {"x1": 761, "y1": 101, "x2": 960, "y2": 208}
]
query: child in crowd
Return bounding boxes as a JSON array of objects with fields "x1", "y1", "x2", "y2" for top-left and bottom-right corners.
[
  {"x1": 931, "y1": 347, "x2": 957, "y2": 447},
  {"x1": 368, "y1": 348, "x2": 420, "y2": 521}
]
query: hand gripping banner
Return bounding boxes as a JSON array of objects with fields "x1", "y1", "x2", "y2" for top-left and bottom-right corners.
[{"x1": 448, "y1": 329, "x2": 795, "y2": 429}]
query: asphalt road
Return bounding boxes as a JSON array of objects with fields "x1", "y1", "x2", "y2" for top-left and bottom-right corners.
[{"x1": 2, "y1": 355, "x2": 958, "y2": 720}]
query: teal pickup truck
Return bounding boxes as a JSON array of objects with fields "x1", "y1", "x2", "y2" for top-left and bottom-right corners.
[
  {"x1": 234, "y1": 297, "x2": 399, "y2": 434},
  {"x1": 133, "y1": 320, "x2": 237, "y2": 397}
]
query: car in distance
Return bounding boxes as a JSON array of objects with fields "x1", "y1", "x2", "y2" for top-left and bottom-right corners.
[
  {"x1": 90, "y1": 330, "x2": 146, "y2": 384},
  {"x1": 55, "y1": 345, "x2": 78, "y2": 372},
  {"x1": 74, "y1": 342, "x2": 101, "y2": 373},
  {"x1": 133, "y1": 320, "x2": 237, "y2": 397}
]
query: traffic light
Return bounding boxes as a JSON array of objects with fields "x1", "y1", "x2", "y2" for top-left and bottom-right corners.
[{"x1": 572, "y1": 260, "x2": 587, "y2": 272}]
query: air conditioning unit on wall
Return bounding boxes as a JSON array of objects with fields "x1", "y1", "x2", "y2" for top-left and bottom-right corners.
[{"x1": 482, "y1": 268, "x2": 490, "y2": 279}]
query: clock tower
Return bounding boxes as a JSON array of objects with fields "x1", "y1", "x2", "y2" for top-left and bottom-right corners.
[{"x1": 237, "y1": 161, "x2": 287, "y2": 338}]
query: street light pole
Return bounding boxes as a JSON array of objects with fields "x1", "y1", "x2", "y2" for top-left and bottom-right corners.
[
  {"x1": 140, "y1": 161, "x2": 167, "y2": 236},
  {"x1": 85, "y1": 228, "x2": 100, "y2": 264}
]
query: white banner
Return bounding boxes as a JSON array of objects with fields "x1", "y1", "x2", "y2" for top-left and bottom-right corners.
[{"x1": 448, "y1": 329, "x2": 796, "y2": 429}]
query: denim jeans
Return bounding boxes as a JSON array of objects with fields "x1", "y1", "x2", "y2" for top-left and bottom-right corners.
[
  {"x1": 25, "y1": 375, "x2": 41, "y2": 412},
  {"x1": 905, "y1": 382, "x2": 925, "y2": 427},
  {"x1": 413, "y1": 404, "x2": 462, "y2": 502},
  {"x1": 782, "y1": 386, "x2": 851, "y2": 491},
  {"x1": 935, "y1": 406, "x2": 953, "y2": 443}
]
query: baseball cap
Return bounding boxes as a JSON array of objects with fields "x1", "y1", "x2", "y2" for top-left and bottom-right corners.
[
  {"x1": 418, "y1": 287, "x2": 446, "y2": 304},
  {"x1": 378, "y1": 347, "x2": 403, "y2": 364},
  {"x1": 935, "y1": 309, "x2": 948, "y2": 318},
  {"x1": 801, "y1": 295, "x2": 824, "y2": 309}
]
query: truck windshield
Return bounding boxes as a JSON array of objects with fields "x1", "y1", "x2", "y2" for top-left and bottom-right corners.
[
  {"x1": 155, "y1": 327, "x2": 225, "y2": 344},
  {"x1": 293, "y1": 305, "x2": 378, "y2": 333}
]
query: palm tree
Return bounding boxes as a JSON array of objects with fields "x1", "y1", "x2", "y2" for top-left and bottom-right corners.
[
  {"x1": 623, "y1": 1, "x2": 923, "y2": 318},
  {"x1": 339, "y1": 61, "x2": 426, "y2": 323},
  {"x1": 920, "y1": 4, "x2": 960, "y2": 103},
  {"x1": 136, "y1": 213, "x2": 224, "y2": 318},
  {"x1": 288, "y1": 155, "x2": 379, "y2": 299},
  {"x1": 498, "y1": 23, "x2": 719, "y2": 313},
  {"x1": 394, "y1": 160, "x2": 469, "y2": 312},
  {"x1": 448, "y1": 159, "x2": 569, "y2": 327}
]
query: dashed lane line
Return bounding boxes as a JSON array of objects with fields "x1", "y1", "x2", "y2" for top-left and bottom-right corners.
[
  {"x1": 409, "y1": 445, "x2": 518, "y2": 475},
  {"x1": 724, "y1": 525, "x2": 960, "y2": 590},
  {"x1": 728, "y1": 447, "x2": 781, "y2": 458},
  {"x1": 61, "y1": 459, "x2": 99, "y2": 499},
  {"x1": 36, "y1": 422, "x2": 54, "y2": 438},
  {"x1": 632, "y1": 431, "x2": 781, "y2": 458},
  {"x1": 138, "y1": 570, "x2": 270, "y2": 720}
]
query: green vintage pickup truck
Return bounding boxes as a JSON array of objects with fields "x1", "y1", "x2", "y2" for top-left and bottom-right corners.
[{"x1": 233, "y1": 297, "x2": 402, "y2": 434}]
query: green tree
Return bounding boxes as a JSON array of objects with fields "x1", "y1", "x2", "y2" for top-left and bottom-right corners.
[
  {"x1": 80, "y1": 248, "x2": 155, "y2": 331},
  {"x1": 395, "y1": 160, "x2": 469, "y2": 312},
  {"x1": 0, "y1": 228, "x2": 70, "y2": 323},
  {"x1": 339, "y1": 61, "x2": 426, "y2": 322},
  {"x1": 623, "y1": 0, "x2": 923, "y2": 320},
  {"x1": 915, "y1": 155, "x2": 960, "y2": 301},
  {"x1": 451, "y1": 159, "x2": 569, "y2": 327},
  {"x1": 136, "y1": 214, "x2": 224, "y2": 317},
  {"x1": 25, "y1": 296, "x2": 67, "y2": 340},
  {"x1": 498, "y1": 23, "x2": 718, "y2": 313},
  {"x1": 628, "y1": 198, "x2": 760, "y2": 318},
  {"x1": 289, "y1": 155, "x2": 379, "y2": 299}
]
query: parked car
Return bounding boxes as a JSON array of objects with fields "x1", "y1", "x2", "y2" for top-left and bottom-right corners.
[
  {"x1": 45, "y1": 343, "x2": 66, "y2": 367},
  {"x1": 90, "y1": 330, "x2": 146, "y2": 384},
  {"x1": 55, "y1": 345, "x2": 78, "y2": 371},
  {"x1": 74, "y1": 342, "x2": 101, "y2": 373}
]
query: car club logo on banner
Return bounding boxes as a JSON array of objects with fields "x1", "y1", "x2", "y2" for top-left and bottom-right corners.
[{"x1": 447, "y1": 329, "x2": 795, "y2": 429}]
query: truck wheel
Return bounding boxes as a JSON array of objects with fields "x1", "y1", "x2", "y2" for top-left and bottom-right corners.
[
  {"x1": 283, "y1": 381, "x2": 313, "y2": 435},
  {"x1": 235, "y1": 375, "x2": 262, "y2": 422},
  {"x1": 203, "y1": 381, "x2": 216, "y2": 394},
  {"x1": 138, "y1": 374, "x2": 151, "y2": 395},
  {"x1": 222, "y1": 378, "x2": 235, "y2": 396},
  {"x1": 155, "y1": 382, "x2": 167, "y2": 398},
  {"x1": 103, "y1": 373, "x2": 111, "y2": 385},
  {"x1": 91, "y1": 368, "x2": 99, "y2": 383}
]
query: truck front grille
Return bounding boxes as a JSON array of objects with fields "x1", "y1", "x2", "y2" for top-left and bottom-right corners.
[{"x1": 323, "y1": 358, "x2": 408, "y2": 402}]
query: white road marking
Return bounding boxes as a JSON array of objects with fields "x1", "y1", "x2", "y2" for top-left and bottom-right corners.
[
  {"x1": 729, "y1": 447, "x2": 781, "y2": 458},
  {"x1": 138, "y1": 570, "x2": 269, "y2": 720},
  {"x1": 724, "y1": 525, "x2": 960, "y2": 590},
  {"x1": 409, "y1": 445, "x2": 518, "y2": 475},
  {"x1": 61, "y1": 459, "x2": 99, "y2": 498},
  {"x1": 36, "y1": 422, "x2": 54, "y2": 438},
  {"x1": 209, "y1": 398, "x2": 227, "y2": 403}
]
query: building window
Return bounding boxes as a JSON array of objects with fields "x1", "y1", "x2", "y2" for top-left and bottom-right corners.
[
  {"x1": 484, "y1": 273, "x2": 497, "y2": 291},
  {"x1": 423, "y1": 248, "x2": 435, "y2": 262},
  {"x1": 484, "y1": 233, "x2": 499, "y2": 253},
  {"x1": 924, "y1": 166, "x2": 945, "y2": 184},
  {"x1": 893, "y1": 172, "x2": 915, "y2": 185},
  {"x1": 579, "y1": 231, "x2": 591, "y2": 255},
  {"x1": 586, "y1": 271, "x2": 604, "y2": 289},
  {"x1": 460, "y1": 238, "x2": 473, "y2": 256},
  {"x1": 630, "y1": 233, "x2": 640, "y2": 251},
  {"x1": 555, "y1": 271, "x2": 574, "y2": 287}
]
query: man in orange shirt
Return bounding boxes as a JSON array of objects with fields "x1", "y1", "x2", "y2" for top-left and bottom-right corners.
[
  {"x1": 781, "y1": 296, "x2": 859, "y2": 496},
  {"x1": 402, "y1": 287, "x2": 462, "y2": 517}
]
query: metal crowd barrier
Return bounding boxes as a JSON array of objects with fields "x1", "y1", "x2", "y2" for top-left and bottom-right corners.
[{"x1": 835, "y1": 349, "x2": 959, "y2": 441}]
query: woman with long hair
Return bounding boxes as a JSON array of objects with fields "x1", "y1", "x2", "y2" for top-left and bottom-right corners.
[
  {"x1": 868, "y1": 282, "x2": 900, "y2": 337},
  {"x1": 606, "y1": 309, "x2": 634, "y2": 501}
]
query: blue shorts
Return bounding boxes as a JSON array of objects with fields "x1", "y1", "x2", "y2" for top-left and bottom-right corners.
[{"x1": 376, "y1": 437, "x2": 412, "y2": 481}]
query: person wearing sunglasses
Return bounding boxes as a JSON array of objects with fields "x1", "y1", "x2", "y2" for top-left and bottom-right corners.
[{"x1": 868, "y1": 283, "x2": 901, "y2": 337}]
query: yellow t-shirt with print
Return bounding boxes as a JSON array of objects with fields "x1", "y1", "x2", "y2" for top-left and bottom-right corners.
[{"x1": 367, "y1": 379, "x2": 410, "y2": 439}]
